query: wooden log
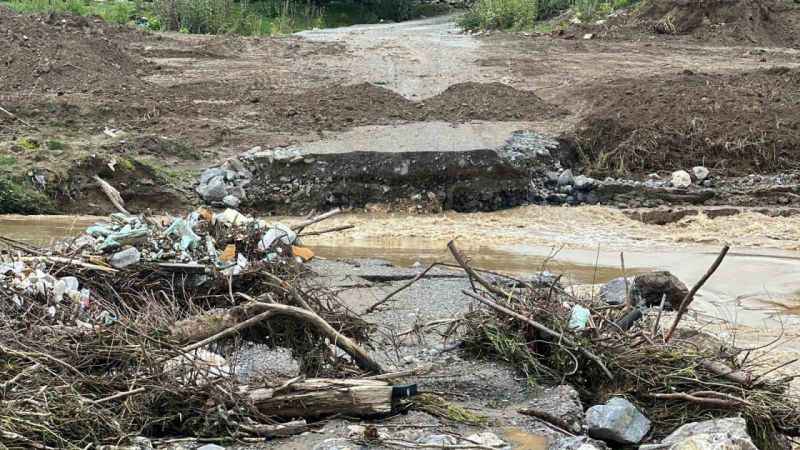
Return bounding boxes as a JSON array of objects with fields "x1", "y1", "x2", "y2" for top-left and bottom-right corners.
[{"x1": 247, "y1": 378, "x2": 394, "y2": 418}]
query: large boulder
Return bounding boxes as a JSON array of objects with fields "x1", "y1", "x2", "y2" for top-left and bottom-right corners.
[
  {"x1": 633, "y1": 271, "x2": 688, "y2": 309},
  {"x1": 585, "y1": 397, "x2": 651, "y2": 444}
]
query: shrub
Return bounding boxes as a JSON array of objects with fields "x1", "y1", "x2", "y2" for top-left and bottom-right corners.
[
  {"x1": 0, "y1": 177, "x2": 55, "y2": 214},
  {"x1": 458, "y1": 0, "x2": 538, "y2": 30}
]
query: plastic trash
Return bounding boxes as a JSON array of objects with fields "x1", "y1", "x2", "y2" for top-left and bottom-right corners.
[
  {"x1": 213, "y1": 208, "x2": 252, "y2": 227},
  {"x1": 568, "y1": 305, "x2": 591, "y2": 330},
  {"x1": 108, "y1": 247, "x2": 141, "y2": 269},
  {"x1": 258, "y1": 224, "x2": 297, "y2": 252},
  {"x1": 164, "y1": 214, "x2": 201, "y2": 251}
]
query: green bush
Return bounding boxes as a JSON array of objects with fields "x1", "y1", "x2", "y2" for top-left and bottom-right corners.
[
  {"x1": 153, "y1": 0, "x2": 274, "y2": 35},
  {"x1": 0, "y1": 177, "x2": 55, "y2": 214},
  {"x1": 458, "y1": 0, "x2": 538, "y2": 30}
]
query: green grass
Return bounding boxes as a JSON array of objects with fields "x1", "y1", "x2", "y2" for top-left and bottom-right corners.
[
  {"x1": 2, "y1": 0, "x2": 140, "y2": 25},
  {"x1": 46, "y1": 140, "x2": 66, "y2": 151},
  {"x1": 459, "y1": 0, "x2": 640, "y2": 31},
  {"x1": 0, "y1": 155, "x2": 17, "y2": 168}
]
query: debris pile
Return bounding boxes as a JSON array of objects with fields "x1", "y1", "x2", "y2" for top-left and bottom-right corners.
[
  {"x1": 2, "y1": 214, "x2": 798, "y2": 449},
  {"x1": 0, "y1": 207, "x2": 408, "y2": 449},
  {"x1": 447, "y1": 242, "x2": 800, "y2": 448}
]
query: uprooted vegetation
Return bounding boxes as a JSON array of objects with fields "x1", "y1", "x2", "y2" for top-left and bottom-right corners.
[
  {"x1": 446, "y1": 243, "x2": 799, "y2": 448},
  {"x1": 0, "y1": 210, "x2": 384, "y2": 448},
  {"x1": 574, "y1": 67, "x2": 800, "y2": 177}
]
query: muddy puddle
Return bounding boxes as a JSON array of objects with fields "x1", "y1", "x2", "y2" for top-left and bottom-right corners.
[
  {"x1": 312, "y1": 243, "x2": 633, "y2": 285},
  {"x1": 2, "y1": 213, "x2": 800, "y2": 329}
]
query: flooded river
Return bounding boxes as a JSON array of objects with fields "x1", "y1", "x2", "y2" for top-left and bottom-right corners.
[{"x1": 2, "y1": 209, "x2": 800, "y2": 331}]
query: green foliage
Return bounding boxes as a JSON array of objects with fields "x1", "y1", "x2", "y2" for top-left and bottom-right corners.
[
  {"x1": 2, "y1": 0, "x2": 138, "y2": 24},
  {"x1": 0, "y1": 176, "x2": 55, "y2": 214},
  {"x1": 46, "y1": 140, "x2": 65, "y2": 151},
  {"x1": 459, "y1": 0, "x2": 538, "y2": 30},
  {"x1": 460, "y1": 0, "x2": 640, "y2": 30},
  {"x1": 0, "y1": 155, "x2": 17, "y2": 168},
  {"x1": 17, "y1": 137, "x2": 40, "y2": 151}
]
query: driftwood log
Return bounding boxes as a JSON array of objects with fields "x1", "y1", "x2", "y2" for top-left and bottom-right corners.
[{"x1": 246, "y1": 378, "x2": 394, "y2": 417}]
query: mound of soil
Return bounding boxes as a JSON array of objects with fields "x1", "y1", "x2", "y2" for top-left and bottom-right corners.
[
  {"x1": 621, "y1": 0, "x2": 800, "y2": 47},
  {"x1": 0, "y1": 8, "x2": 150, "y2": 93},
  {"x1": 575, "y1": 67, "x2": 800, "y2": 176},
  {"x1": 423, "y1": 82, "x2": 568, "y2": 121},
  {"x1": 260, "y1": 82, "x2": 566, "y2": 131}
]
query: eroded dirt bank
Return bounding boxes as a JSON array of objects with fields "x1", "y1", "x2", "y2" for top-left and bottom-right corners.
[{"x1": 3, "y1": 7, "x2": 800, "y2": 215}]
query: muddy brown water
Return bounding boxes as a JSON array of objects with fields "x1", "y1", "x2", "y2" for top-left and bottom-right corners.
[{"x1": 3, "y1": 214, "x2": 800, "y2": 330}]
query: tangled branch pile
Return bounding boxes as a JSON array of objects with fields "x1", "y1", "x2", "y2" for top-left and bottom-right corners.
[
  {"x1": 447, "y1": 242, "x2": 800, "y2": 448},
  {"x1": 0, "y1": 209, "x2": 391, "y2": 449}
]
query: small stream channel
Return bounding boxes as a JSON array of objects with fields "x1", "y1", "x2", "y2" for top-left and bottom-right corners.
[{"x1": 2, "y1": 214, "x2": 799, "y2": 330}]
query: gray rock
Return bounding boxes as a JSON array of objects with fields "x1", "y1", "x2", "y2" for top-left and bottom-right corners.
[
  {"x1": 550, "y1": 436, "x2": 610, "y2": 450},
  {"x1": 646, "y1": 417, "x2": 757, "y2": 450},
  {"x1": 108, "y1": 247, "x2": 141, "y2": 269},
  {"x1": 560, "y1": 185, "x2": 573, "y2": 194},
  {"x1": 634, "y1": 271, "x2": 688, "y2": 310},
  {"x1": 671, "y1": 170, "x2": 692, "y2": 188},
  {"x1": 558, "y1": 169, "x2": 575, "y2": 187},
  {"x1": 692, "y1": 166, "x2": 710, "y2": 182},
  {"x1": 197, "y1": 176, "x2": 228, "y2": 202},
  {"x1": 222, "y1": 195, "x2": 240, "y2": 208},
  {"x1": 228, "y1": 185, "x2": 247, "y2": 200},
  {"x1": 199, "y1": 167, "x2": 224, "y2": 185},
  {"x1": 465, "y1": 432, "x2": 507, "y2": 448},
  {"x1": 599, "y1": 277, "x2": 636, "y2": 306},
  {"x1": 198, "y1": 445, "x2": 226, "y2": 450},
  {"x1": 574, "y1": 175, "x2": 597, "y2": 191},
  {"x1": 523, "y1": 385, "x2": 584, "y2": 433},
  {"x1": 585, "y1": 397, "x2": 651, "y2": 444}
]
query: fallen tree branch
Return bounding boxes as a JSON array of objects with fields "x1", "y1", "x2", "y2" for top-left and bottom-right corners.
[
  {"x1": 665, "y1": 245, "x2": 729, "y2": 343},
  {"x1": 518, "y1": 407, "x2": 577, "y2": 434},
  {"x1": 0, "y1": 105, "x2": 36, "y2": 129},
  {"x1": 292, "y1": 208, "x2": 341, "y2": 233},
  {"x1": 462, "y1": 289, "x2": 613, "y2": 380},
  {"x1": 93, "y1": 175, "x2": 130, "y2": 215},
  {"x1": 171, "y1": 302, "x2": 383, "y2": 374},
  {"x1": 181, "y1": 310, "x2": 276, "y2": 353},
  {"x1": 365, "y1": 262, "x2": 444, "y2": 314},
  {"x1": 298, "y1": 224, "x2": 354, "y2": 237},
  {"x1": 699, "y1": 359, "x2": 753, "y2": 387},
  {"x1": 448, "y1": 240, "x2": 613, "y2": 379},
  {"x1": 18, "y1": 256, "x2": 117, "y2": 273},
  {"x1": 644, "y1": 391, "x2": 750, "y2": 408}
]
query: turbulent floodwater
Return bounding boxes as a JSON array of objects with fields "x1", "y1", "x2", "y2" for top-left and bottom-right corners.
[{"x1": 2, "y1": 207, "x2": 800, "y2": 330}]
